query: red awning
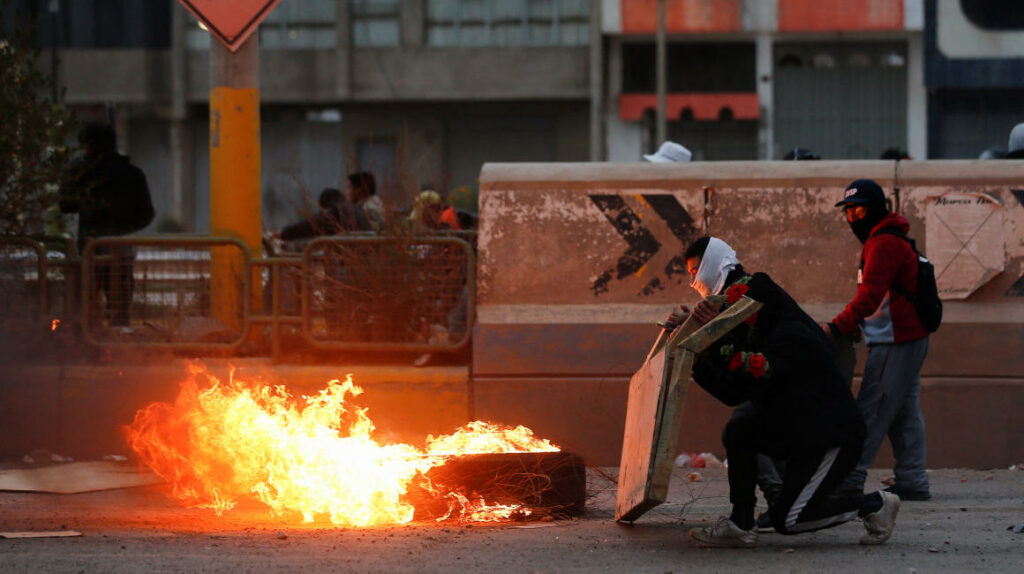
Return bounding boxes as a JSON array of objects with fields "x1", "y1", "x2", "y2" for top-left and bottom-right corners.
[{"x1": 619, "y1": 93, "x2": 759, "y2": 122}]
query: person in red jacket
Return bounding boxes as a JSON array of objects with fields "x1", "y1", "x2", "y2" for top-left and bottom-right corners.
[{"x1": 824, "y1": 179, "x2": 931, "y2": 501}]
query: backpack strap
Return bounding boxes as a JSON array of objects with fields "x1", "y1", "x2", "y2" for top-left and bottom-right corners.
[{"x1": 870, "y1": 227, "x2": 917, "y2": 300}]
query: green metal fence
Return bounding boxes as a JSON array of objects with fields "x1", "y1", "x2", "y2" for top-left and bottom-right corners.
[{"x1": 0, "y1": 233, "x2": 476, "y2": 360}]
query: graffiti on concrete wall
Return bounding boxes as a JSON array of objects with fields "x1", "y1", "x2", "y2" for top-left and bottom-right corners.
[
  {"x1": 926, "y1": 192, "x2": 1004, "y2": 300},
  {"x1": 588, "y1": 194, "x2": 699, "y2": 296}
]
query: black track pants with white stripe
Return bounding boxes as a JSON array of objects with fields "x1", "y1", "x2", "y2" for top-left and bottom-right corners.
[{"x1": 724, "y1": 416, "x2": 865, "y2": 534}]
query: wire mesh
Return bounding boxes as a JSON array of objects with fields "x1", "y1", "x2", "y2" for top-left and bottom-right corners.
[
  {"x1": 302, "y1": 236, "x2": 473, "y2": 349},
  {"x1": 82, "y1": 238, "x2": 250, "y2": 347},
  {"x1": 0, "y1": 239, "x2": 48, "y2": 354}
]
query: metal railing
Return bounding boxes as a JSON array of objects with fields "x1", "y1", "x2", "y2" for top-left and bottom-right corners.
[
  {"x1": 300, "y1": 235, "x2": 475, "y2": 352},
  {"x1": 0, "y1": 232, "x2": 476, "y2": 360},
  {"x1": 80, "y1": 236, "x2": 253, "y2": 351}
]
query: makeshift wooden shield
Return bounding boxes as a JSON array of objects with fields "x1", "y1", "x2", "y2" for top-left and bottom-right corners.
[{"x1": 615, "y1": 296, "x2": 763, "y2": 522}]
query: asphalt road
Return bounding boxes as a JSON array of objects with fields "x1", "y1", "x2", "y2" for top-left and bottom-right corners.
[{"x1": 1, "y1": 467, "x2": 1022, "y2": 573}]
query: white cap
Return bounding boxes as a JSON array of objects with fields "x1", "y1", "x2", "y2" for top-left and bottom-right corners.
[
  {"x1": 1009, "y1": 122, "x2": 1024, "y2": 154},
  {"x1": 644, "y1": 141, "x2": 693, "y2": 163}
]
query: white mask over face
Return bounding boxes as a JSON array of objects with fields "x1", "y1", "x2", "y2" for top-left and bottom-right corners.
[{"x1": 691, "y1": 237, "x2": 740, "y2": 298}]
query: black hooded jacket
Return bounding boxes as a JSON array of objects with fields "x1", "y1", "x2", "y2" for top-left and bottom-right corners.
[
  {"x1": 691, "y1": 265, "x2": 865, "y2": 458},
  {"x1": 60, "y1": 153, "x2": 155, "y2": 250}
]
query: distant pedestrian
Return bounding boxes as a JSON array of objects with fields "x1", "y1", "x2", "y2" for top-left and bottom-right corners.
[
  {"x1": 644, "y1": 141, "x2": 693, "y2": 163},
  {"x1": 783, "y1": 147, "x2": 820, "y2": 160},
  {"x1": 879, "y1": 148, "x2": 911, "y2": 160},
  {"x1": 348, "y1": 172, "x2": 385, "y2": 229},
  {"x1": 279, "y1": 187, "x2": 369, "y2": 241},
  {"x1": 60, "y1": 122, "x2": 154, "y2": 326},
  {"x1": 825, "y1": 179, "x2": 932, "y2": 501},
  {"x1": 1005, "y1": 123, "x2": 1024, "y2": 159}
]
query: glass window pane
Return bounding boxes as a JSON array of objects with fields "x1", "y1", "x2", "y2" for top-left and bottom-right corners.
[{"x1": 428, "y1": 0, "x2": 458, "y2": 20}]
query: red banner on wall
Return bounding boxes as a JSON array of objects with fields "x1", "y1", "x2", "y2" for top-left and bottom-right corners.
[{"x1": 621, "y1": 0, "x2": 742, "y2": 34}]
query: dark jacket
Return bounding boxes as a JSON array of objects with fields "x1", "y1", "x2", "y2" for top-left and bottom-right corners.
[
  {"x1": 280, "y1": 200, "x2": 370, "y2": 241},
  {"x1": 60, "y1": 153, "x2": 155, "y2": 250},
  {"x1": 691, "y1": 266, "x2": 865, "y2": 458},
  {"x1": 830, "y1": 212, "x2": 928, "y2": 345}
]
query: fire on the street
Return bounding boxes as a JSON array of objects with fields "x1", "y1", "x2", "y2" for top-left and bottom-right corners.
[{"x1": 124, "y1": 363, "x2": 559, "y2": 527}]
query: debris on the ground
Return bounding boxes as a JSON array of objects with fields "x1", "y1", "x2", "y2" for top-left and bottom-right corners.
[
  {"x1": 102, "y1": 455, "x2": 128, "y2": 462},
  {"x1": 687, "y1": 472, "x2": 701, "y2": 483},
  {"x1": 0, "y1": 461, "x2": 161, "y2": 494},
  {"x1": 1007, "y1": 523, "x2": 1024, "y2": 534},
  {"x1": 277, "y1": 530, "x2": 287, "y2": 540},
  {"x1": 674, "y1": 453, "x2": 723, "y2": 469},
  {"x1": 0, "y1": 530, "x2": 82, "y2": 539}
]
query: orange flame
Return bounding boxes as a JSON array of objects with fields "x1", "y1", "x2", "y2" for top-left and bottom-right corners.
[
  {"x1": 51, "y1": 319, "x2": 60, "y2": 331},
  {"x1": 125, "y1": 363, "x2": 558, "y2": 527}
]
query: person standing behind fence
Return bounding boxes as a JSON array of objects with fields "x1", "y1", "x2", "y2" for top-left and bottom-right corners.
[
  {"x1": 347, "y1": 172, "x2": 385, "y2": 230},
  {"x1": 60, "y1": 122, "x2": 154, "y2": 326},
  {"x1": 279, "y1": 187, "x2": 369, "y2": 241},
  {"x1": 824, "y1": 179, "x2": 932, "y2": 501}
]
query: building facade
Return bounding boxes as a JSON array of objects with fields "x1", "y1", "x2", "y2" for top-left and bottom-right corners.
[{"x1": 6, "y1": 0, "x2": 1021, "y2": 231}]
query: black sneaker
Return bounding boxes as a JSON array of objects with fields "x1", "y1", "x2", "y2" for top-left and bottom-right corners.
[
  {"x1": 756, "y1": 511, "x2": 774, "y2": 532},
  {"x1": 883, "y1": 486, "x2": 931, "y2": 501}
]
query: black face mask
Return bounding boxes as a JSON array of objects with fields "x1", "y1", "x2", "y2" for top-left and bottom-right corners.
[{"x1": 847, "y1": 201, "x2": 887, "y2": 244}]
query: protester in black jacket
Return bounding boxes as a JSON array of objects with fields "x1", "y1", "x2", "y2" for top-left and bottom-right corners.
[
  {"x1": 60, "y1": 123, "x2": 154, "y2": 326},
  {"x1": 663, "y1": 237, "x2": 899, "y2": 548}
]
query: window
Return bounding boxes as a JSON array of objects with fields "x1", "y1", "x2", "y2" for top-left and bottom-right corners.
[
  {"x1": 847, "y1": 52, "x2": 871, "y2": 68},
  {"x1": 262, "y1": 0, "x2": 336, "y2": 49},
  {"x1": 356, "y1": 138, "x2": 396, "y2": 200},
  {"x1": 426, "y1": 0, "x2": 588, "y2": 47},
  {"x1": 352, "y1": 0, "x2": 400, "y2": 47},
  {"x1": 187, "y1": 0, "x2": 336, "y2": 51}
]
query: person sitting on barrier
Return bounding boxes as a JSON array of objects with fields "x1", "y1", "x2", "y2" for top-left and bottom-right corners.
[
  {"x1": 60, "y1": 122, "x2": 155, "y2": 327},
  {"x1": 279, "y1": 187, "x2": 370, "y2": 243},
  {"x1": 662, "y1": 236, "x2": 898, "y2": 548}
]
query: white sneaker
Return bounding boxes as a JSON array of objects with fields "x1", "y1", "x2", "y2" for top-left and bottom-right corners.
[
  {"x1": 860, "y1": 491, "x2": 900, "y2": 545},
  {"x1": 690, "y1": 517, "x2": 758, "y2": 548}
]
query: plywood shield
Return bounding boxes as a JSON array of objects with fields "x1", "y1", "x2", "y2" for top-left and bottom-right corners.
[{"x1": 615, "y1": 297, "x2": 762, "y2": 522}]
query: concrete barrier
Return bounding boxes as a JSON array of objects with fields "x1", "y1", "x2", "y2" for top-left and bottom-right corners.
[
  {"x1": 475, "y1": 160, "x2": 1024, "y2": 467},
  {"x1": 0, "y1": 360, "x2": 470, "y2": 459}
]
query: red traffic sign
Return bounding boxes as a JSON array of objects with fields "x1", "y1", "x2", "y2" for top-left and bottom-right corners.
[{"x1": 178, "y1": 0, "x2": 282, "y2": 52}]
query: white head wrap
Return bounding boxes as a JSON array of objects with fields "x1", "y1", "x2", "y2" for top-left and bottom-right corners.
[{"x1": 691, "y1": 237, "x2": 740, "y2": 298}]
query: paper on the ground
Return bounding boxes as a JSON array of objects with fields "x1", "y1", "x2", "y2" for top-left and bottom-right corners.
[
  {"x1": 0, "y1": 461, "x2": 162, "y2": 494},
  {"x1": 0, "y1": 530, "x2": 83, "y2": 538}
]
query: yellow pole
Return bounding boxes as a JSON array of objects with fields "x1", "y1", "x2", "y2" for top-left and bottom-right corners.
[{"x1": 209, "y1": 31, "x2": 261, "y2": 331}]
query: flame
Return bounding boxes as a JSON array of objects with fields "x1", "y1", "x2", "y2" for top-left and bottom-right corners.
[
  {"x1": 51, "y1": 319, "x2": 60, "y2": 331},
  {"x1": 125, "y1": 363, "x2": 559, "y2": 527}
]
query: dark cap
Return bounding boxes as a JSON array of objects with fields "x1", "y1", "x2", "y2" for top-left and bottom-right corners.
[{"x1": 835, "y1": 179, "x2": 885, "y2": 207}]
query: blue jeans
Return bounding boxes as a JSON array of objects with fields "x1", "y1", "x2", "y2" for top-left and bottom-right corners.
[{"x1": 843, "y1": 337, "x2": 930, "y2": 493}]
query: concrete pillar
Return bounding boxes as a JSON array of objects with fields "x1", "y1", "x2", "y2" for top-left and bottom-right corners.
[
  {"x1": 170, "y1": 2, "x2": 193, "y2": 229},
  {"x1": 335, "y1": 0, "x2": 352, "y2": 98},
  {"x1": 402, "y1": 0, "x2": 424, "y2": 47},
  {"x1": 755, "y1": 34, "x2": 775, "y2": 160},
  {"x1": 589, "y1": 0, "x2": 604, "y2": 161},
  {"x1": 655, "y1": 0, "x2": 666, "y2": 149},
  {"x1": 906, "y1": 32, "x2": 927, "y2": 160},
  {"x1": 210, "y1": 31, "x2": 262, "y2": 329}
]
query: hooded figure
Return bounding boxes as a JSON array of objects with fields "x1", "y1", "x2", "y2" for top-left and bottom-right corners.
[
  {"x1": 836, "y1": 179, "x2": 889, "y2": 244},
  {"x1": 662, "y1": 237, "x2": 895, "y2": 549},
  {"x1": 691, "y1": 237, "x2": 740, "y2": 298},
  {"x1": 827, "y1": 178, "x2": 932, "y2": 504}
]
